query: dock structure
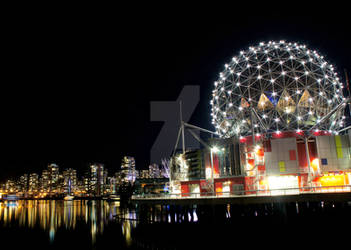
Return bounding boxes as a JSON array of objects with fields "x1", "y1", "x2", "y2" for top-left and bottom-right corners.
[{"x1": 131, "y1": 191, "x2": 351, "y2": 205}]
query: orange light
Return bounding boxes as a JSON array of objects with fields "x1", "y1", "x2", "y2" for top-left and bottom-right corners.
[
  {"x1": 215, "y1": 185, "x2": 223, "y2": 194},
  {"x1": 319, "y1": 174, "x2": 346, "y2": 187}
]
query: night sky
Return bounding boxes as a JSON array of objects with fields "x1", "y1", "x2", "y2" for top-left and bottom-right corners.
[{"x1": 1, "y1": 10, "x2": 351, "y2": 181}]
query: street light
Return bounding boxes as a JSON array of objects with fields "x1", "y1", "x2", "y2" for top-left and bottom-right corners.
[
  {"x1": 211, "y1": 146, "x2": 220, "y2": 153},
  {"x1": 210, "y1": 146, "x2": 222, "y2": 196}
]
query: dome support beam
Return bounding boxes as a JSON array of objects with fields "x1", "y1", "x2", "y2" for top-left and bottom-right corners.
[
  {"x1": 308, "y1": 97, "x2": 350, "y2": 134},
  {"x1": 251, "y1": 107, "x2": 268, "y2": 132}
]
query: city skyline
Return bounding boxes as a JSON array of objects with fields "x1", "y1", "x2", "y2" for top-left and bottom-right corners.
[
  {"x1": 2, "y1": 13, "x2": 351, "y2": 188},
  {"x1": 0, "y1": 156, "x2": 170, "y2": 197},
  {"x1": 1, "y1": 9, "x2": 351, "y2": 250}
]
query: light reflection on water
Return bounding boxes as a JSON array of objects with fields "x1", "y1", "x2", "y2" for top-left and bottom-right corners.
[
  {"x1": 0, "y1": 200, "x2": 202, "y2": 248},
  {"x1": 1, "y1": 200, "x2": 348, "y2": 249},
  {"x1": 0, "y1": 200, "x2": 135, "y2": 245}
]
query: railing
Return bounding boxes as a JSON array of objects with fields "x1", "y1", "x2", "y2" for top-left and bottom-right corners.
[{"x1": 132, "y1": 185, "x2": 351, "y2": 200}]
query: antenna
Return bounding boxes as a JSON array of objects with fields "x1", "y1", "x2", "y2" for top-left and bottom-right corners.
[
  {"x1": 344, "y1": 69, "x2": 351, "y2": 116},
  {"x1": 172, "y1": 101, "x2": 217, "y2": 157},
  {"x1": 180, "y1": 100, "x2": 185, "y2": 154}
]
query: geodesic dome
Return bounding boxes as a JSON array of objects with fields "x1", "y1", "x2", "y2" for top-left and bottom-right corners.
[{"x1": 210, "y1": 40, "x2": 347, "y2": 138}]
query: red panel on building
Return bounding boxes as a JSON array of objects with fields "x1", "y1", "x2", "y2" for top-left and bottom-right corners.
[
  {"x1": 263, "y1": 139, "x2": 272, "y2": 152},
  {"x1": 240, "y1": 135, "x2": 254, "y2": 146},
  {"x1": 213, "y1": 155, "x2": 219, "y2": 175},
  {"x1": 297, "y1": 141, "x2": 317, "y2": 168},
  {"x1": 297, "y1": 143, "x2": 306, "y2": 167},
  {"x1": 215, "y1": 182, "x2": 223, "y2": 195},
  {"x1": 258, "y1": 165, "x2": 265, "y2": 171},
  {"x1": 181, "y1": 184, "x2": 189, "y2": 197},
  {"x1": 246, "y1": 136, "x2": 254, "y2": 146},
  {"x1": 272, "y1": 131, "x2": 300, "y2": 139},
  {"x1": 308, "y1": 142, "x2": 317, "y2": 159},
  {"x1": 289, "y1": 150, "x2": 297, "y2": 160},
  {"x1": 213, "y1": 177, "x2": 246, "y2": 194}
]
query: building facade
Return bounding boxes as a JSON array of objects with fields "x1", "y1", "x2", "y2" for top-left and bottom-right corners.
[
  {"x1": 63, "y1": 168, "x2": 77, "y2": 195},
  {"x1": 89, "y1": 164, "x2": 106, "y2": 196},
  {"x1": 171, "y1": 130, "x2": 351, "y2": 196},
  {"x1": 121, "y1": 156, "x2": 137, "y2": 183},
  {"x1": 29, "y1": 173, "x2": 39, "y2": 193}
]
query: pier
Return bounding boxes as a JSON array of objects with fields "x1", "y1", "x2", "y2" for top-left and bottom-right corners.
[{"x1": 131, "y1": 186, "x2": 351, "y2": 205}]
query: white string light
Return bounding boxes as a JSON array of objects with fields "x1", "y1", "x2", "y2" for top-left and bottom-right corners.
[{"x1": 211, "y1": 40, "x2": 346, "y2": 138}]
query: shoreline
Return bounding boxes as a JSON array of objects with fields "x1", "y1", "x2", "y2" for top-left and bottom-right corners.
[{"x1": 0, "y1": 197, "x2": 121, "y2": 201}]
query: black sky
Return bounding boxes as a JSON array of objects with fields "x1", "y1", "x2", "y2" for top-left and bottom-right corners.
[{"x1": 1, "y1": 9, "x2": 350, "y2": 181}]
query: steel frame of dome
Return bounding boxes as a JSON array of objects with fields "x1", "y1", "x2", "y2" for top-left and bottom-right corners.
[{"x1": 210, "y1": 40, "x2": 348, "y2": 138}]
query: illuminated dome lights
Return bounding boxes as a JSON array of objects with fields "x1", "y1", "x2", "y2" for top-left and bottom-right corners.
[{"x1": 211, "y1": 41, "x2": 346, "y2": 138}]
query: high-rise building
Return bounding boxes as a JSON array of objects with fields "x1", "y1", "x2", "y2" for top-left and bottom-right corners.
[
  {"x1": 19, "y1": 174, "x2": 29, "y2": 193},
  {"x1": 83, "y1": 171, "x2": 90, "y2": 194},
  {"x1": 149, "y1": 164, "x2": 161, "y2": 178},
  {"x1": 89, "y1": 164, "x2": 106, "y2": 196},
  {"x1": 29, "y1": 173, "x2": 39, "y2": 192},
  {"x1": 121, "y1": 156, "x2": 136, "y2": 183},
  {"x1": 41, "y1": 170, "x2": 50, "y2": 192},
  {"x1": 5, "y1": 180, "x2": 15, "y2": 193},
  {"x1": 63, "y1": 168, "x2": 77, "y2": 194},
  {"x1": 140, "y1": 169, "x2": 150, "y2": 179},
  {"x1": 48, "y1": 163, "x2": 59, "y2": 193},
  {"x1": 39, "y1": 163, "x2": 60, "y2": 194},
  {"x1": 58, "y1": 173, "x2": 65, "y2": 193}
]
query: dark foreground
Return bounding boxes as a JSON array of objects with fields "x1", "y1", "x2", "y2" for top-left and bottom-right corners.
[{"x1": 0, "y1": 199, "x2": 350, "y2": 249}]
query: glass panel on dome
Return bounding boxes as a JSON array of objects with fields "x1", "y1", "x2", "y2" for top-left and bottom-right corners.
[
  {"x1": 257, "y1": 93, "x2": 274, "y2": 111},
  {"x1": 297, "y1": 89, "x2": 316, "y2": 127},
  {"x1": 240, "y1": 98, "x2": 250, "y2": 108},
  {"x1": 277, "y1": 90, "x2": 296, "y2": 115},
  {"x1": 297, "y1": 89, "x2": 313, "y2": 108},
  {"x1": 314, "y1": 95, "x2": 329, "y2": 117}
]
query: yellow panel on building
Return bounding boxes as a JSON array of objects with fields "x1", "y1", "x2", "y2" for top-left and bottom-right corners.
[
  {"x1": 279, "y1": 161, "x2": 286, "y2": 172},
  {"x1": 335, "y1": 135, "x2": 343, "y2": 159}
]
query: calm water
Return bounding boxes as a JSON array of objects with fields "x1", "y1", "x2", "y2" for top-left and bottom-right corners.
[
  {"x1": 0, "y1": 199, "x2": 350, "y2": 249},
  {"x1": 0, "y1": 200, "x2": 135, "y2": 249}
]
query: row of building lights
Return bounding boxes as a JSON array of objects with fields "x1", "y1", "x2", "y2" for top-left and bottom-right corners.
[{"x1": 237, "y1": 128, "x2": 341, "y2": 141}]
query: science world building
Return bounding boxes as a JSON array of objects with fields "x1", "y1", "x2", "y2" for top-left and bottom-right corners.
[{"x1": 170, "y1": 40, "x2": 351, "y2": 197}]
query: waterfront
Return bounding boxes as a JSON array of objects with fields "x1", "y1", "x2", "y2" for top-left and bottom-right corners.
[
  {"x1": 0, "y1": 200, "x2": 133, "y2": 249},
  {"x1": 0, "y1": 199, "x2": 350, "y2": 249}
]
